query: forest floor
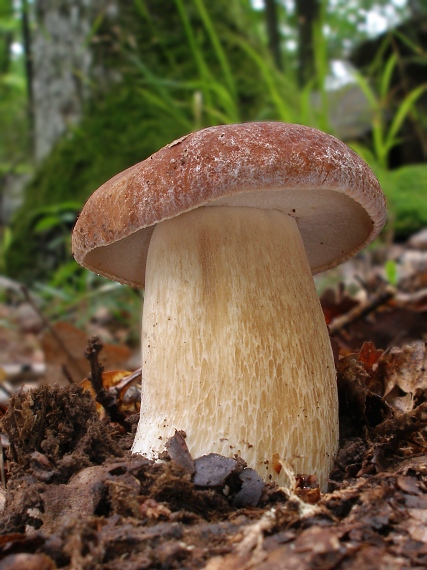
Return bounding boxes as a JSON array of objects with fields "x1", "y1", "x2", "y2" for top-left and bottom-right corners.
[{"x1": 0, "y1": 229, "x2": 426, "y2": 569}]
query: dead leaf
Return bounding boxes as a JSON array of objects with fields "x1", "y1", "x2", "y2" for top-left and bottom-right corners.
[
  {"x1": 0, "y1": 553, "x2": 57, "y2": 570},
  {"x1": 358, "y1": 341, "x2": 384, "y2": 373},
  {"x1": 406, "y1": 508, "x2": 427, "y2": 542},
  {"x1": 79, "y1": 369, "x2": 140, "y2": 418},
  {"x1": 41, "y1": 465, "x2": 113, "y2": 533},
  {"x1": 193, "y1": 454, "x2": 240, "y2": 487},
  {"x1": 382, "y1": 343, "x2": 427, "y2": 395},
  {"x1": 164, "y1": 431, "x2": 195, "y2": 476},
  {"x1": 320, "y1": 285, "x2": 359, "y2": 325},
  {"x1": 0, "y1": 326, "x2": 43, "y2": 369},
  {"x1": 42, "y1": 322, "x2": 131, "y2": 384}
]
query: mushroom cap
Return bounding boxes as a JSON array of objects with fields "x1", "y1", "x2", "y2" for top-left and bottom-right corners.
[{"x1": 72, "y1": 122, "x2": 386, "y2": 287}]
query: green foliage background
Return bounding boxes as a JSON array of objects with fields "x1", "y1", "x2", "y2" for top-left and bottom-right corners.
[
  {"x1": 6, "y1": 0, "x2": 272, "y2": 280},
  {"x1": 2, "y1": 0, "x2": 427, "y2": 285}
]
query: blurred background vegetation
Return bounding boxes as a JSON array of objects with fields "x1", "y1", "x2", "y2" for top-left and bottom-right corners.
[{"x1": 1, "y1": 0, "x2": 427, "y2": 324}]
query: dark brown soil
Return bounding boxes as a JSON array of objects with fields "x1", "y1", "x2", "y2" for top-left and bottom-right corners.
[{"x1": 0, "y1": 343, "x2": 427, "y2": 569}]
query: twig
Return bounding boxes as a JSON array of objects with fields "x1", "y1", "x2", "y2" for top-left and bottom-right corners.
[
  {"x1": 61, "y1": 364, "x2": 76, "y2": 385},
  {"x1": 395, "y1": 287, "x2": 427, "y2": 310},
  {"x1": 1, "y1": 363, "x2": 45, "y2": 382},
  {"x1": 0, "y1": 444, "x2": 5, "y2": 488},
  {"x1": 111, "y1": 367, "x2": 142, "y2": 397},
  {"x1": 329, "y1": 284, "x2": 396, "y2": 335},
  {"x1": 84, "y1": 336, "x2": 104, "y2": 394},
  {"x1": 20, "y1": 285, "x2": 86, "y2": 379},
  {"x1": 84, "y1": 336, "x2": 127, "y2": 426}
]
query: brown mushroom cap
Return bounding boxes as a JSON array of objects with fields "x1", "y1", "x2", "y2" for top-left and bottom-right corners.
[{"x1": 72, "y1": 122, "x2": 386, "y2": 287}]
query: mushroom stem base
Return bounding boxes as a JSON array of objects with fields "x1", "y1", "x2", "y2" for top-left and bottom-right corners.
[{"x1": 133, "y1": 206, "x2": 338, "y2": 491}]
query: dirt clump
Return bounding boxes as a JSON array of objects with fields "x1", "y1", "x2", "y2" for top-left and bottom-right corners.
[{"x1": 0, "y1": 345, "x2": 427, "y2": 569}]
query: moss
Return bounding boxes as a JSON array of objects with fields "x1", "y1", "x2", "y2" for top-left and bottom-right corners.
[
  {"x1": 8, "y1": 85, "x2": 186, "y2": 279},
  {"x1": 7, "y1": 1, "x2": 270, "y2": 280},
  {"x1": 382, "y1": 164, "x2": 427, "y2": 238}
]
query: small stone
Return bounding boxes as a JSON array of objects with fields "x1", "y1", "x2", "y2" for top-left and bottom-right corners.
[
  {"x1": 193, "y1": 454, "x2": 237, "y2": 487},
  {"x1": 408, "y1": 228, "x2": 427, "y2": 250},
  {"x1": 0, "y1": 553, "x2": 57, "y2": 570},
  {"x1": 232, "y1": 468, "x2": 265, "y2": 507},
  {"x1": 165, "y1": 431, "x2": 195, "y2": 475}
]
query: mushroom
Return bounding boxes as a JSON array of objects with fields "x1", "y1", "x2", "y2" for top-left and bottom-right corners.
[{"x1": 72, "y1": 122, "x2": 386, "y2": 491}]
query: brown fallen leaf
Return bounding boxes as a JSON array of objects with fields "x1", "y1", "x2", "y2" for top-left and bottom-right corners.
[
  {"x1": 79, "y1": 369, "x2": 140, "y2": 418},
  {"x1": 358, "y1": 341, "x2": 384, "y2": 374},
  {"x1": 320, "y1": 284, "x2": 359, "y2": 325},
  {"x1": 0, "y1": 553, "x2": 57, "y2": 570},
  {"x1": 294, "y1": 474, "x2": 321, "y2": 504},
  {"x1": 164, "y1": 430, "x2": 195, "y2": 476},
  {"x1": 40, "y1": 465, "x2": 114, "y2": 533},
  {"x1": 0, "y1": 326, "x2": 44, "y2": 372},
  {"x1": 42, "y1": 322, "x2": 131, "y2": 384},
  {"x1": 380, "y1": 342, "x2": 427, "y2": 413}
]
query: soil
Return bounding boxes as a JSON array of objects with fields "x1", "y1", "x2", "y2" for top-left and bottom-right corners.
[{"x1": 0, "y1": 341, "x2": 427, "y2": 570}]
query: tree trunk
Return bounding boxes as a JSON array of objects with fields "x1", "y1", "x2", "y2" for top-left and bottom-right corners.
[
  {"x1": 0, "y1": 0, "x2": 13, "y2": 75},
  {"x1": 29, "y1": 0, "x2": 261, "y2": 162},
  {"x1": 21, "y1": 0, "x2": 34, "y2": 152},
  {"x1": 264, "y1": 0, "x2": 283, "y2": 70},
  {"x1": 407, "y1": 0, "x2": 427, "y2": 17},
  {"x1": 295, "y1": 0, "x2": 320, "y2": 87},
  {"x1": 31, "y1": 0, "x2": 121, "y2": 161}
]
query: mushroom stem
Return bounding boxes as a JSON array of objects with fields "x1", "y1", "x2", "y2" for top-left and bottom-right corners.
[{"x1": 132, "y1": 206, "x2": 338, "y2": 490}]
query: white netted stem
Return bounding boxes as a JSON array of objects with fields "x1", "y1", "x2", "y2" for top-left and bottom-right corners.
[{"x1": 132, "y1": 206, "x2": 338, "y2": 491}]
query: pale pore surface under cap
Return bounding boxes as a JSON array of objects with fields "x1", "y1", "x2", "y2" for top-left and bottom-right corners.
[
  {"x1": 81, "y1": 188, "x2": 375, "y2": 287},
  {"x1": 132, "y1": 206, "x2": 338, "y2": 490}
]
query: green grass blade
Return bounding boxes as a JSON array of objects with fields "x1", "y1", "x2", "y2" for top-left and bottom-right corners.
[
  {"x1": 137, "y1": 88, "x2": 193, "y2": 131},
  {"x1": 393, "y1": 29, "x2": 427, "y2": 57},
  {"x1": 312, "y1": 14, "x2": 330, "y2": 132},
  {"x1": 174, "y1": 0, "x2": 211, "y2": 81},
  {"x1": 192, "y1": 0, "x2": 237, "y2": 98},
  {"x1": 352, "y1": 71, "x2": 379, "y2": 109},
  {"x1": 380, "y1": 53, "x2": 397, "y2": 101},
  {"x1": 352, "y1": 71, "x2": 388, "y2": 165},
  {"x1": 174, "y1": 0, "x2": 218, "y2": 122},
  {"x1": 235, "y1": 37, "x2": 294, "y2": 122},
  {"x1": 384, "y1": 84, "x2": 427, "y2": 155}
]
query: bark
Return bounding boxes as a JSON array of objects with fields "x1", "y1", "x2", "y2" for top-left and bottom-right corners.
[
  {"x1": 31, "y1": 0, "x2": 121, "y2": 161},
  {"x1": 29, "y1": 0, "x2": 261, "y2": 163},
  {"x1": 295, "y1": 0, "x2": 320, "y2": 87},
  {"x1": 0, "y1": 34, "x2": 11, "y2": 76},
  {"x1": 21, "y1": 0, "x2": 33, "y2": 151},
  {"x1": 407, "y1": 0, "x2": 427, "y2": 17},
  {"x1": 264, "y1": 0, "x2": 283, "y2": 70}
]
